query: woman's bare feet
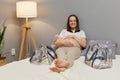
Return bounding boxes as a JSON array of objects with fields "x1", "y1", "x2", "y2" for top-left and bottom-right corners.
[
  {"x1": 54, "y1": 59, "x2": 70, "y2": 68},
  {"x1": 50, "y1": 59, "x2": 70, "y2": 73},
  {"x1": 49, "y1": 67, "x2": 66, "y2": 73}
]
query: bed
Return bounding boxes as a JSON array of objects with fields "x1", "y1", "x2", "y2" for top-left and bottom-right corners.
[{"x1": 0, "y1": 55, "x2": 120, "y2": 80}]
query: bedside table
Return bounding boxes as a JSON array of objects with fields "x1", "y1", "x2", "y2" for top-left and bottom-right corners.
[{"x1": 0, "y1": 57, "x2": 7, "y2": 66}]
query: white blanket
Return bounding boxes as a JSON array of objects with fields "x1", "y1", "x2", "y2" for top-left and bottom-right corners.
[{"x1": 0, "y1": 55, "x2": 120, "y2": 80}]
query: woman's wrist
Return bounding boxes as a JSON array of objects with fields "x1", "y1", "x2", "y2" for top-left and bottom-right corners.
[{"x1": 61, "y1": 39, "x2": 65, "y2": 46}]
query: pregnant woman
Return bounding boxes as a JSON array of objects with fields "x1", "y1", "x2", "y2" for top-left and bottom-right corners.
[{"x1": 50, "y1": 14, "x2": 87, "y2": 73}]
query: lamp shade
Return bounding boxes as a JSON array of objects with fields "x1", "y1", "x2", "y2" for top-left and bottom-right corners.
[{"x1": 16, "y1": 1, "x2": 37, "y2": 18}]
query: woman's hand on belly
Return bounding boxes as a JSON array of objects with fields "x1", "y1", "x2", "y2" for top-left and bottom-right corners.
[
  {"x1": 62, "y1": 39, "x2": 74, "y2": 47},
  {"x1": 69, "y1": 39, "x2": 80, "y2": 48},
  {"x1": 63, "y1": 38, "x2": 80, "y2": 48}
]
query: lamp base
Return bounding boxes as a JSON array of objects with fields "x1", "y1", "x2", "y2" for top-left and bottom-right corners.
[{"x1": 18, "y1": 26, "x2": 37, "y2": 60}]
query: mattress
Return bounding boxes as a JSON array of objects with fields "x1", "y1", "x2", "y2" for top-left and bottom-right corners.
[{"x1": 0, "y1": 55, "x2": 120, "y2": 80}]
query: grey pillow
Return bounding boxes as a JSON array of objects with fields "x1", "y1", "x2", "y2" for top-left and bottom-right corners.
[{"x1": 81, "y1": 39, "x2": 117, "y2": 59}]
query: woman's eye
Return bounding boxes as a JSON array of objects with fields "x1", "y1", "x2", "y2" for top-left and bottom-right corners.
[
  {"x1": 74, "y1": 20, "x2": 76, "y2": 22},
  {"x1": 70, "y1": 20, "x2": 76, "y2": 22}
]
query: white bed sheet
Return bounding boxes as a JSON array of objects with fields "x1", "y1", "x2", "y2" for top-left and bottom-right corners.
[{"x1": 0, "y1": 55, "x2": 120, "y2": 80}]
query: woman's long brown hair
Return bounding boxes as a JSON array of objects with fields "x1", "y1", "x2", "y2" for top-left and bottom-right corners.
[{"x1": 67, "y1": 14, "x2": 80, "y2": 32}]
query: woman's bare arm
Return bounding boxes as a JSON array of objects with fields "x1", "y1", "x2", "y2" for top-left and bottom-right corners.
[
  {"x1": 65, "y1": 35, "x2": 87, "y2": 48},
  {"x1": 74, "y1": 37, "x2": 87, "y2": 48},
  {"x1": 55, "y1": 37, "x2": 73, "y2": 48}
]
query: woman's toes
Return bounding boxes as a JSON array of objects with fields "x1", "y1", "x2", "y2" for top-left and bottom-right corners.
[{"x1": 49, "y1": 67, "x2": 61, "y2": 73}]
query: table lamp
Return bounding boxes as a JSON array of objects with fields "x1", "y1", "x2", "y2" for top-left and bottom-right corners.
[{"x1": 16, "y1": 1, "x2": 37, "y2": 60}]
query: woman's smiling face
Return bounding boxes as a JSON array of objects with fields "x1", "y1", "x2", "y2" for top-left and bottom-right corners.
[{"x1": 69, "y1": 16, "x2": 77, "y2": 29}]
